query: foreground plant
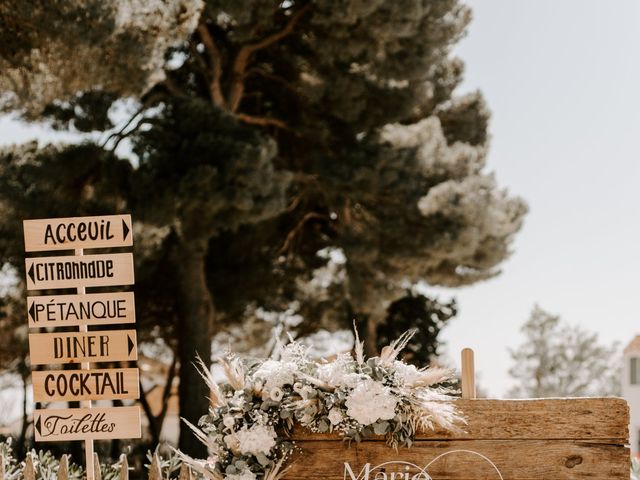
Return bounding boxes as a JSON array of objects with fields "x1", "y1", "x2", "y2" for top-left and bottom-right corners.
[{"x1": 176, "y1": 330, "x2": 463, "y2": 480}]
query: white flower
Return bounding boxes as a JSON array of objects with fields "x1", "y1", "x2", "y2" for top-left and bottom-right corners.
[
  {"x1": 317, "y1": 355, "x2": 365, "y2": 388},
  {"x1": 327, "y1": 408, "x2": 344, "y2": 425},
  {"x1": 253, "y1": 360, "x2": 297, "y2": 390},
  {"x1": 235, "y1": 424, "x2": 277, "y2": 456},
  {"x1": 222, "y1": 414, "x2": 236, "y2": 430},
  {"x1": 225, "y1": 466, "x2": 257, "y2": 480},
  {"x1": 270, "y1": 387, "x2": 284, "y2": 402},
  {"x1": 345, "y1": 379, "x2": 398, "y2": 425}
]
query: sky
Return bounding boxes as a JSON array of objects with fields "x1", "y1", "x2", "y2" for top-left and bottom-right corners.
[
  {"x1": 1, "y1": 1, "x2": 639, "y2": 398},
  {"x1": 436, "y1": 0, "x2": 640, "y2": 396}
]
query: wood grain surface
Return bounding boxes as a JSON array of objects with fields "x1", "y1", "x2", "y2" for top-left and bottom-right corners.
[{"x1": 284, "y1": 398, "x2": 629, "y2": 480}]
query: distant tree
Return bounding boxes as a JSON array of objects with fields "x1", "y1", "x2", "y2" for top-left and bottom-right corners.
[{"x1": 508, "y1": 305, "x2": 621, "y2": 398}]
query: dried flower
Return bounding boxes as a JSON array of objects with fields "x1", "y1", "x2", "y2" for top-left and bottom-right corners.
[
  {"x1": 236, "y1": 424, "x2": 277, "y2": 456},
  {"x1": 327, "y1": 408, "x2": 344, "y2": 425},
  {"x1": 345, "y1": 379, "x2": 398, "y2": 425},
  {"x1": 270, "y1": 387, "x2": 284, "y2": 402}
]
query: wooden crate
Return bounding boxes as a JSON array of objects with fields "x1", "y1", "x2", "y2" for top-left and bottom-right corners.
[{"x1": 284, "y1": 398, "x2": 630, "y2": 480}]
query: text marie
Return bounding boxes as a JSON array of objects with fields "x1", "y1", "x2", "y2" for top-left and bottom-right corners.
[{"x1": 344, "y1": 463, "x2": 431, "y2": 480}]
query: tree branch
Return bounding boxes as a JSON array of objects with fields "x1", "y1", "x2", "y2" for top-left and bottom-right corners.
[
  {"x1": 227, "y1": 4, "x2": 311, "y2": 112},
  {"x1": 197, "y1": 23, "x2": 226, "y2": 107},
  {"x1": 236, "y1": 112, "x2": 288, "y2": 130},
  {"x1": 138, "y1": 380, "x2": 161, "y2": 445},
  {"x1": 157, "y1": 349, "x2": 178, "y2": 428},
  {"x1": 279, "y1": 212, "x2": 327, "y2": 254}
]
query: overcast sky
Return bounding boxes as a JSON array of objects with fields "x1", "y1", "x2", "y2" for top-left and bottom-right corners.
[
  {"x1": 437, "y1": 0, "x2": 640, "y2": 395},
  {"x1": 1, "y1": 1, "x2": 639, "y2": 397}
]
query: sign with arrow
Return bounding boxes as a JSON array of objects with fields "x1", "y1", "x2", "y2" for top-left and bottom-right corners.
[
  {"x1": 29, "y1": 330, "x2": 137, "y2": 365},
  {"x1": 25, "y1": 253, "x2": 134, "y2": 290},
  {"x1": 34, "y1": 406, "x2": 141, "y2": 442},
  {"x1": 27, "y1": 292, "x2": 136, "y2": 328},
  {"x1": 23, "y1": 214, "x2": 133, "y2": 252},
  {"x1": 32, "y1": 368, "x2": 139, "y2": 402}
]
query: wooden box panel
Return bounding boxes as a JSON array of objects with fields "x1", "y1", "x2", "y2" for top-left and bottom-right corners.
[{"x1": 285, "y1": 398, "x2": 630, "y2": 480}]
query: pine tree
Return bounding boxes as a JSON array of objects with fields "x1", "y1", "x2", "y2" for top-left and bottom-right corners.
[{"x1": 0, "y1": 0, "x2": 527, "y2": 456}]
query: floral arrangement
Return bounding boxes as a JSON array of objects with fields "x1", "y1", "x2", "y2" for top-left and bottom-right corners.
[{"x1": 177, "y1": 330, "x2": 463, "y2": 480}]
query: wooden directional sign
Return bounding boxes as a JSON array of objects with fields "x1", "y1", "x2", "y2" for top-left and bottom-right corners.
[
  {"x1": 34, "y1": 406, "x2": 141, "y2": 442},
  {"x1": 24, "y1": 215, "x2": 133, "y2": 252},
  {"x1": 27, "y1": 292, "x2": 136, "y2": 328},
  {"x1": 25, "y1": 253, "x2": 134, "y2": 290},
  {"x1": 32, "y1": 368, "x2": 139, "y2": 402},
  {"x1": 29, "y1": 330, "x2": 137, "y2": 365}
]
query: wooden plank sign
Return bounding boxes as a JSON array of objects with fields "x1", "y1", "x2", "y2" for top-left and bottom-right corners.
[
  {"x1": 29, "y1": 330, "x2": 137, "y2": 365},
  {"x1": 24, "y1": 215, "x2": 133, "y2": 252},
  {"x1": 32, "y1": 368, "x2": 140, "y2": 402},
  {"x1": 34, "y1": 406, "x2": 141, "y2": 442},
  {"x1": 284, "y1": 398, "x2": 630, "y2": 480},
  {"x1": 25, "y1": 253, "x2": 134, "y2": 290},
  {"x1": 27, "y1": 292, "x2": 136, "y2": 328}
]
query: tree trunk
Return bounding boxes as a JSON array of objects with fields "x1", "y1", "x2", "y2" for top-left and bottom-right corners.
[{"x1": 174, "y1": 239, "x2": 214, "y2": 458}]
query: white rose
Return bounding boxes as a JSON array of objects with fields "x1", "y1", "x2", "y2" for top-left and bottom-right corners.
[
  {"x1": 345, "y1": 379, "x2": 398, "y2": 426},
  {"x1": 236, "y1": 424, "x2": 277, "y2": 456}
]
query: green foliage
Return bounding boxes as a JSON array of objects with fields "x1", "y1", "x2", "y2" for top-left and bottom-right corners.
[
  {"x1": 377, "y1": 292, "x2": 457, "y2": 366},
  {"x1": 132, "y1": 98, "x2": 290, "y2": 241}
]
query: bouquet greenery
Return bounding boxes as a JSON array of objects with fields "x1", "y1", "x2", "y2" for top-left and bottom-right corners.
[{"x1": 177, "y1": 330, "x2": 463, "y2": 480}]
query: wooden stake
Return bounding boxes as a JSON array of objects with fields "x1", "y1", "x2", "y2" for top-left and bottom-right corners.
[
  {"x1": 118, "y1": 454, "x2": 129, "y2": 480},
  {"x1": 58, "y1": 454, "x2": 69, "y2": 480},
  {"x1": 178, "y1": 463, "x2": 192, "y2": 480},
  {"x1": 77, "y1": 248, "x2": 95, "y2": 480},
  {"x1": 93, "y1": 453, "x2": 102, "y2": 480},
  {"x1": 148, "y1": 454, "x2": 162, "y2": 480},
  {"x1": 23, "y1": 454, "x2": 35, "y2": 480},
  {"x1": 461, "y1": 347, "x2": 476, "y2": 399}
]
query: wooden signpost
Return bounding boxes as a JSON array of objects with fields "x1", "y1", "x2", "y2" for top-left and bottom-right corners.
[
  {"x1": 27, "y1": 292, "x2": 136, "y2": 328},
  {"x1": 33, "y1": 406, "x2": 141, "y2": 441},
  {"x1": 28, "y1": 330, "x2": 138, "y2": 365},
  {"x1": 25, "y1": 253, "x2": 135, "y2": 290},
  {"x1": 23, "y1": 215, "x2": 133, "y2": 252},
  {"x1": 32, "y1": 368, "x2": 140, "y2": 402},
  {"x1": 23, "y1": 214, "x2": 141, "y2": 480}
]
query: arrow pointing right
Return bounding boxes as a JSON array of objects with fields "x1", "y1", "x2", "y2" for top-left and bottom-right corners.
[
  {"x1": 128, "y1": 335, "x2": 134, "y2": 356},
  {"x1": 122, "y1": 219, "x2": 130, "y2": 241}
]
